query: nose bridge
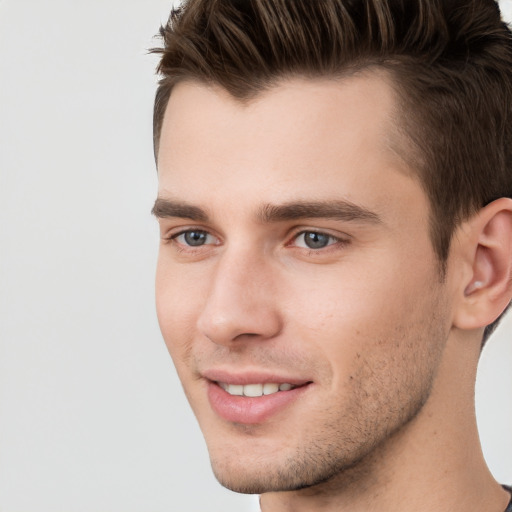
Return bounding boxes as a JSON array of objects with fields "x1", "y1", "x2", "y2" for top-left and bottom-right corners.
[{"x1": 197, "y1": 244, "x2": 281, "y2": 344}]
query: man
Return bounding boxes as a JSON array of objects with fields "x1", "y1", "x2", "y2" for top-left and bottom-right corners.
[{"x1": 151, "y1": 1, "x2": 512, "y2": 510}]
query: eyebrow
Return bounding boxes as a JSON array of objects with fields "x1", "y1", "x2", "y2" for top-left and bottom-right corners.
[
  {"x1": 258, "y1": 200, "x2": 382, "y2": 224},
  {"x1": 152, "y1": 198, "x2": 208, "y2": 222},
  {"x1": 152, "y1": 197, "x2": 382, "y2": 225}
]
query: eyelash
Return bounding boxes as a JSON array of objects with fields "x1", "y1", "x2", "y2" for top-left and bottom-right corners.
[
  {"x1": 291, "y1": 231, "x2": 341, "y2": 250},
  {"x1": 164, "y1": 228, "x2": 349, "y2": 254},
  {"x1": 166, "y1": 229, "x2": 219, "y2": 252}
]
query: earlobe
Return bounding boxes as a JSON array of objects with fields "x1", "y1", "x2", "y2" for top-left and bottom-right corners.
[{"x1": 453, "y1": 198, "x2": 512, "y2": 331}]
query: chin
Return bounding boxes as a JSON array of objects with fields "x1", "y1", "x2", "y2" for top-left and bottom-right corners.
[
  {"x1": 210, "y1": 458, "x2": 316, "y2": 495},
  {"x1": 204, "y1": 380, "x2": 434, "y2": 496},
  {"x1": 208, "y1": 441, "x2": 373, "y2": 495}
]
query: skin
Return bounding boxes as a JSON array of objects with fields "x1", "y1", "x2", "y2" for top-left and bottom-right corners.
[{"x1": 154, "y1": 75, "x2": 511, "y2": 511}]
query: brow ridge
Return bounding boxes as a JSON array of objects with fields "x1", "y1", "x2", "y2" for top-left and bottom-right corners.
[
  {"x1": 152, "y1": 197, "x2": 381, "y2": 225},
  {"x1": 258, "y1": 200, "x2": 382, "y2": 224},
  {"x1": 152, "y1": 198, "x2": 209, "y2": 222}
]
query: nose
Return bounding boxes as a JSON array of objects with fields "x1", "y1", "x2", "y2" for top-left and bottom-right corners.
[{"x1": 197, "y1": 249, "x2": 283, "y2": 345}]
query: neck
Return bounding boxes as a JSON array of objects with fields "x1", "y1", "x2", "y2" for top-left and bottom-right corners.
[{"x1": 260, "y1": 332, "x2": 509, "y2": 512}]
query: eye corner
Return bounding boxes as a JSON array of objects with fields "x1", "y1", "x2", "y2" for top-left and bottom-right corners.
[
  {"x1": 290, "y1": 230, "x2": 340, "y2": 250},
  {"x1": 167, "y1": 227, "x2": 222, "y2": 252},
  {"x1": 284, "y1": 228, "x2": 352, "y2": 259}
]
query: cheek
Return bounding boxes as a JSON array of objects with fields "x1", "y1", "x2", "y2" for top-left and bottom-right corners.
[
  {"x1": 155, "y1": 258, "x2": 206, "y2": 363},
  {"x1": 283, "y1": 253, "x2": 445, "y2": 379}
]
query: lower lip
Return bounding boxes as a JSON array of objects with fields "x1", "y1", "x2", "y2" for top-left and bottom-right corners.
[{"x1": 207, "y1": 381, "x2": 311, "y2": 424}]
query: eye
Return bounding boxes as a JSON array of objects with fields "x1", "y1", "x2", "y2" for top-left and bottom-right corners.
[
  {"x1": 173, "y1": 230, "x2": 217, "y2": 247},
  {"x1": 293, "y1": 231, "x2": 338, "y2": 249}
]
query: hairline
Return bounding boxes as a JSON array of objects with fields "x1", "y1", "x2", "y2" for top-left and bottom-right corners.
[{"x1": 154, "y1": 63, "x2": 426, "y2": 166}]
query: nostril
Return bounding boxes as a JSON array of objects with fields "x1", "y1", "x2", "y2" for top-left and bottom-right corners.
[
  {"x1": 196, "y1": 267, "x2": 283, "y2": 345},
  {"x1": 234, "y1": 332, "x2": 259, "y2": 339}
]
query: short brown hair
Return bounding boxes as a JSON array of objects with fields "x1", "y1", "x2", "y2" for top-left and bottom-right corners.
[{"x1": 152, "y1": 0, "x2": 512, "y2": 342}]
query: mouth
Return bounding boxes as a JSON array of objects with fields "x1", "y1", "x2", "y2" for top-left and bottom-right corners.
[
  {"x1": 204, "y1": 374, "x2": 312, "y2": 424},
  {"x1": 216, "y1": 381, "x2": 301, "y2": 397}
]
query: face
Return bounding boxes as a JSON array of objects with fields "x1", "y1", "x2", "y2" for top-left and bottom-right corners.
[{"x1": 154, "y1": 75, "x2": 453, "y2": 494}]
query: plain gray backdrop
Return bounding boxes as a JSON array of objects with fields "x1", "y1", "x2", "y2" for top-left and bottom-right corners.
[{"x1": 0, "y1": 1, "x2": 511, "y2": 511}]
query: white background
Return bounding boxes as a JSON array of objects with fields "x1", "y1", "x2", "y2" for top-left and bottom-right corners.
[{"x1": 0, "y1": 1, "x2": 511, "y2": 511}]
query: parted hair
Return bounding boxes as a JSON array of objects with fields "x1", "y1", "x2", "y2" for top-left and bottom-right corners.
[{"x1": 152, "y1": 0, "x2": 512, "y2": 342}]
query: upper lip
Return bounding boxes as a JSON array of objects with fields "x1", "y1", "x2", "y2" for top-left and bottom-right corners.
[{"x1": 201, "y1": 368, "x2": 312, "y2": 386}]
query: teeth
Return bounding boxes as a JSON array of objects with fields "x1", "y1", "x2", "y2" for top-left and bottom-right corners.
[
  {"x1": 219, "y1": 382, "x2": 297, "y2": 397},
  {"x1": 227, "y1": 384, "x2": 244, "y2": 396},
  {"x1": 243, "y1": 384, "x2": 263, "y2": 397},
  {"x1": 263, "y1": 383, "x2": 279, "y2": 395}
]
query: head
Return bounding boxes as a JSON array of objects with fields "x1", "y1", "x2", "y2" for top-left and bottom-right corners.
[
  {"x1": 153, "y1": 0, "x2": 512, "y2": 342},
  {"x1": 151, "y1": 0, "x2": 512, "y2": 498}
]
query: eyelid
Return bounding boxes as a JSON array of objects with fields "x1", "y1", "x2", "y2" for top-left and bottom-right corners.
[
  {"x1": 161, "y1": 225, "x2": 221, "y2": 245},
  {"x1": 293, "y1": 230, "x2": 340, "y2": 251},
  {"x1": 160, "y1": 224, "x2": 349, "y2": 253},
  {"x1": 173, "y1": 229, "x2": 218, "y2": 246},
  {"x1": 160, "y1": 223, "x2": 210, "y2": 238},
  {"x1": 287, "y1": 227, "x2": 350, "y2": 246}
]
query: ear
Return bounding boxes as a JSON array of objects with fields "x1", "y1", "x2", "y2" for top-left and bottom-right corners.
[{"x1": 453, "y1": 198, "x2": 512, "y2": 331}]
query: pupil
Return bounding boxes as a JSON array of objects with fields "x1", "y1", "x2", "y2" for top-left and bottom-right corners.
[
  {"x1": 305, "y1": 232, "x2": 329, "y2": 249},
  {"x1": 184, "y1": 231, "x2": 207, "y2": 246}
]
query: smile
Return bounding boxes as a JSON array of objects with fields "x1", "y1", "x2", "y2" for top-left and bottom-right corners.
[
  {"x1": 217, "y1": 382, "x2": 298, "y2": 397},
  {"x1": 208, "y1": 379, "x2": 312, "y2": 424}
]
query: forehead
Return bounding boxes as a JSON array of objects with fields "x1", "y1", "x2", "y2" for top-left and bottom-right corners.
[{"x1": 156, "y1": 74, "x2": 423, "y2": 222}]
